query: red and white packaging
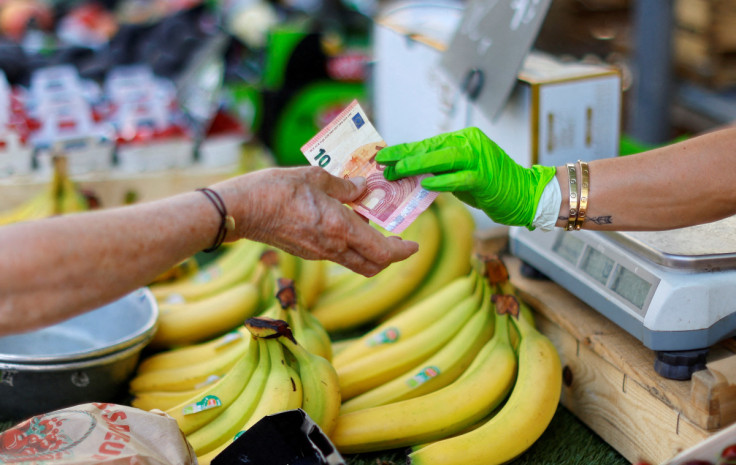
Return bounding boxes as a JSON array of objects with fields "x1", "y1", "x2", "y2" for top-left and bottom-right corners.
[{"x1": 0, "y1": 403, "x2": 196, "y2": 465}]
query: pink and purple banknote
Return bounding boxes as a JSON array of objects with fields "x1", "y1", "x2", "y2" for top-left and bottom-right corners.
[{"x1": 300, "y1": 100, "x2": 438, "y2": 233}]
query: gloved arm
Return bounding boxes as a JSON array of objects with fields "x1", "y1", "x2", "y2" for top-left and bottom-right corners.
[{"x1": 375, "y1": 127, "x2": 557, "y2": 228}]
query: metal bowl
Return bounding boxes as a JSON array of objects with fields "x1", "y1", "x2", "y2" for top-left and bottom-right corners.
[{"x1": 0, "y1": 288, "x2": 158, "y2": 422}]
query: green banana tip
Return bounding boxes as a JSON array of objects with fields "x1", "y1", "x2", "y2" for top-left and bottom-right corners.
[{"x1": 492, "y1": 294, "x2": 520, "y2": 319}]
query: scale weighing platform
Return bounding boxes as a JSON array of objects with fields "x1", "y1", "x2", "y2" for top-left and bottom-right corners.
[{"x1": 509, "y1": 215, "x2": 736, "y2": 380}]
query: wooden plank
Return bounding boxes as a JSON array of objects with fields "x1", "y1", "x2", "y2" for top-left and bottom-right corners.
[
  {"x1": 674, "y1": 0, "x2": 736, "y2": 49},
  {"x1": 674, "y1": 0, "x2": 736, "y2": 87},
  {"x1": 536, "y1": 312, "x2": 709, "y2": 464},
  {"x1": 674, "y1": 29, "x2": 713, "y2": 72},
  {"x1": 502, "y1": 254, "x2": 736, "y2": 463},
  {"x1": 674, "y1": 0, "x2": 712, "y2": 34}
]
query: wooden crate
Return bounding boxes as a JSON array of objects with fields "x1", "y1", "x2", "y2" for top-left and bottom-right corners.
[
  {"x1": 674, "y1": 0, "x2": 736, "y2": 88},
  {"x1": 504, "y1": 255, "x2": 736, "y2": 464}
]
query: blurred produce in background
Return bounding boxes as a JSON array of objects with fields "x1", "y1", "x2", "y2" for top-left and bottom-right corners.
[{"x1": 0, "y1": 0, "x2": 375, "y2": 179}]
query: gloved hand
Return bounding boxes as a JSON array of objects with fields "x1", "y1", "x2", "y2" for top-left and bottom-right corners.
[{"x1": 375, "y1": 127, "x2": 556, "y2": 228}]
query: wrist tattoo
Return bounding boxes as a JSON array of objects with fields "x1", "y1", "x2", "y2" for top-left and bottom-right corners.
[
  {"x1": 588, "y1": 216, "x2": 613, "y2": 225},
  {"x1": 559, "y1": 215, "x2": 613, "y2": 226}
]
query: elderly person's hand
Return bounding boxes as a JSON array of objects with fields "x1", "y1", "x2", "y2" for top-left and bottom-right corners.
[{"x1": 212, "y1": 166, "x2": 419, "y2": 277}]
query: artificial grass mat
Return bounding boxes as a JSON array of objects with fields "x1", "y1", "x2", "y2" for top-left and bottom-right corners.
[{"x1": 343, "y1": 405, "x2": 629, "y2": 465}]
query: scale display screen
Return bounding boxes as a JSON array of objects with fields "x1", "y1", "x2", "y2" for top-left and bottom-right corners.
[
  {"x1": 552, "y1": 232, "x2": 656, "y2": 316},
  {"x1": 611, "y1": 267, "x2": 652, "y2": 310},
  {"x1": 581, "y1": 247, "x2": 615, "y2": 285},
  {"x1": 554, "y1": 234, "x2": 584, "y2": 264}
]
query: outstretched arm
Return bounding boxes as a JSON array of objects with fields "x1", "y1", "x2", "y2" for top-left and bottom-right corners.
[
  {"x1": 377, "y1": 125, "x2": 736, "y2": 231},
  {"x1": 553, "y1": 125, "x2": 736, "y2": 230},
  {"x1": 0, "y1": 166, "x2": 417, "y2": 335}
]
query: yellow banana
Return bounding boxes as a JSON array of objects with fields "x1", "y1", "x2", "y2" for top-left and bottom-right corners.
[
  {"x1": 57, "y1": 175, "x2": 89, "y2": 215},
  {"x1": 264, "y1": 276, "x2": 332, "y2": 360},
  {"x1": 331, "y1": 271, "x2": 478, "y2": 369},
  {"x1": 136, "y1": 328, "x2": 248, "y2": 374},
  {"x1": 294, "y1": 258, "x2": 326, "y2": 309},
  {"x1": 151, "y1": 279, "x2": 262, "y2": 348},
  {"x1": 311, "y1": 269, "x2": 369, "y2": 310},
  {"x1": 310, "y1": 206, "x2": 442, "y2": 332},
  {"x1": 286, "y1": 300, "x2": 323, "y2": 356},
  {"x1": 284, "y1": 292, "x2": 333, "y2": 361},
  {"x1": 319, "y1": 261, "x2": 367, "y2": 298},
  {"x1": 0, "y1": 185, "x2": 55, "y2": 226},
  {"x1": 0, "y1": 158, "x2": 91, "y2": 226},
  {"x1": 300, "y1": 307, "x2": 333, "y2": 361},
  {"x1": 277, "y1": 249, "x2": 300, "y2": 281},
  {"x1": 131, "y1": 382, "x2": 217, "y2": 412},
  {"x1": 340, "y1": 280, "x2": 494, "y2": 413},
  {"x1": 149, "y1": 256, "x2": 199, "y2": 286},
  {"x1": 381, "y1": 194, "x2": 475, "y2": 321},
  {"x1": 196, "y1": 334, "x2": 303, "y2": 460},
  {"x1": 187, "y1": 338, "x2": 270, "y2": 456},
  {"x1": 239, "y1": 329, "x2": 303, "y2": 431},
  {"x1": 240, "y1": 340, "x2": 303, "y2": 434},
  {"x1": 330, "y1": 310, "x2": 517, "y2": 454},
  {"x1": 166, "y1": 339, "x2": 260, "y2": 435},
  {"x1": 278, "y1": 331, "x2": 341, "y2": 436},
  {"x1": 408, "y1": 297, "x2": 562, "y2": 465},
  {"x1": 337, "y1": 280, "x2": 484, "y2": 400},
  {"x1": 129, "y1": 337, "x2": 251, "y2": 393},
  {"x1": 410, "y1": 402, "x2": 505, "y2": 452},
  {"x1": 331, "y1": 336, "x2": 360, "y2": 358},
  {"x1": 150, "y1": 240, "x2": 265, "y2": 302},
  {"x1": 284, "y1": 364, "x2": 304, "y2": 410}
]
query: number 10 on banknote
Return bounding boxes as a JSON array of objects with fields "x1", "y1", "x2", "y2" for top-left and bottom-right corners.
[{"x1": 300, "y1": 100, "x2": 438, "y2": 233}]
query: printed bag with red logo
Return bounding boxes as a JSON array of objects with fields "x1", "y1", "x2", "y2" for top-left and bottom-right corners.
[{"x1": 0, "y1": 403, "x2": 196, "y2": 464}]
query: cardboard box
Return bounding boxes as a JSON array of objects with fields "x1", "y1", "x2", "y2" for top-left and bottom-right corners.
[{"x1": 372, "y1": 3, "x2": 622, "y2": 169}]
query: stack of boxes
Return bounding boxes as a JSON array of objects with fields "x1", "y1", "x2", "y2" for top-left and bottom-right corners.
[
  {"x1": 674, "y1": 0, "x2": 736, "y2": 89},
  {"x1": 0, "y1": 63, "x2": 246, "y2": 180}
]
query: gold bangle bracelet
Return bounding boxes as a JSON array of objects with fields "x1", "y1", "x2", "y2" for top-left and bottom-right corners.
[
  {"x1": 566, "y1": 163, "x2": 578, "y2": 231},
  {"x1": 575, "y1": 160, "x2": 589, "y2": 230}
]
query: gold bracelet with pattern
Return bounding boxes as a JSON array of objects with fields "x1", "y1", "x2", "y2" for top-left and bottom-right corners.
[{"x1": 566, "y1": 163, "x2": 578, "y2": 231}]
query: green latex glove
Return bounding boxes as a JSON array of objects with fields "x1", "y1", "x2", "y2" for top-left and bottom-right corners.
[{"x1": 375, "y1": 127, "x2": 556, "y2": 228}]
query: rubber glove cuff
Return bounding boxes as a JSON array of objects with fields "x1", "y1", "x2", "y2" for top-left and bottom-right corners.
[
  {"x1": 487, "y1": 164, "x2": 556, "y2": 229},
  {"x1": 531, "y1": 175, "x2": 561, "y2": 231}
]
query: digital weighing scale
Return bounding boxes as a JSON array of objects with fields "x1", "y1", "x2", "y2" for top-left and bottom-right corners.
[{"x1": 509, "y1": 215, "x2": 736, "y2": 379}]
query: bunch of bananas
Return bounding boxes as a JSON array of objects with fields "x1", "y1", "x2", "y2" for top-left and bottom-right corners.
[
  {"x1": 148, "y1": 242, "x2": 276, "y2": 348},
  {"x1": 148, "y1": 239, "x2": 327, "y2": 349},
  {"x1": 130, "y1": 277, "x2": 333, "y2": 405},
  {"x1": 130, "y1": 285, "x2": 339, "y2": 464},
  {"x1": 312, "y1": 193, "x2": 475, "y2": 333},
  {"x1": 150, "y1": 316, "x2": 337, "y2": 464},
  {"x1": 0, "y1": 156, "x2": 89, "y2": 226},
  {"x1": 328, "y1": 256, "x2": 563, "y2": 465}
]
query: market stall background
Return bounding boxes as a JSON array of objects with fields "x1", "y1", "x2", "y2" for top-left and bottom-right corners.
[{"x1": 2, "y1": 0, "x2": 736, "y2": 464}]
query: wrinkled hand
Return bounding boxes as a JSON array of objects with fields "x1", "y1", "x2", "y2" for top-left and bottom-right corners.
[
  {"x1": 375, "y1": 127, "x2": 556, "y2": 227},
  {"x1": 211, "y1": 166, "x2": 418, "y2": 277}
]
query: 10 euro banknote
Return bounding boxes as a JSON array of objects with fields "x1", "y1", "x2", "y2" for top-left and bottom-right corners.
[{"x1": 300, "y1": 100, "x2": 438, "y2": 233}]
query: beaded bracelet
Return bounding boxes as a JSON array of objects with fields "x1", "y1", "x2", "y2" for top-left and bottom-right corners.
[
  {"x1": 575, "y1": 160, "x2": 590, "y2": 231},
  {"x1": 197, "y1": 188, "x2": 235, "y2": 253},
  {"x1": 565, "y1": 163, "x2": 578, "y2": 231}
]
